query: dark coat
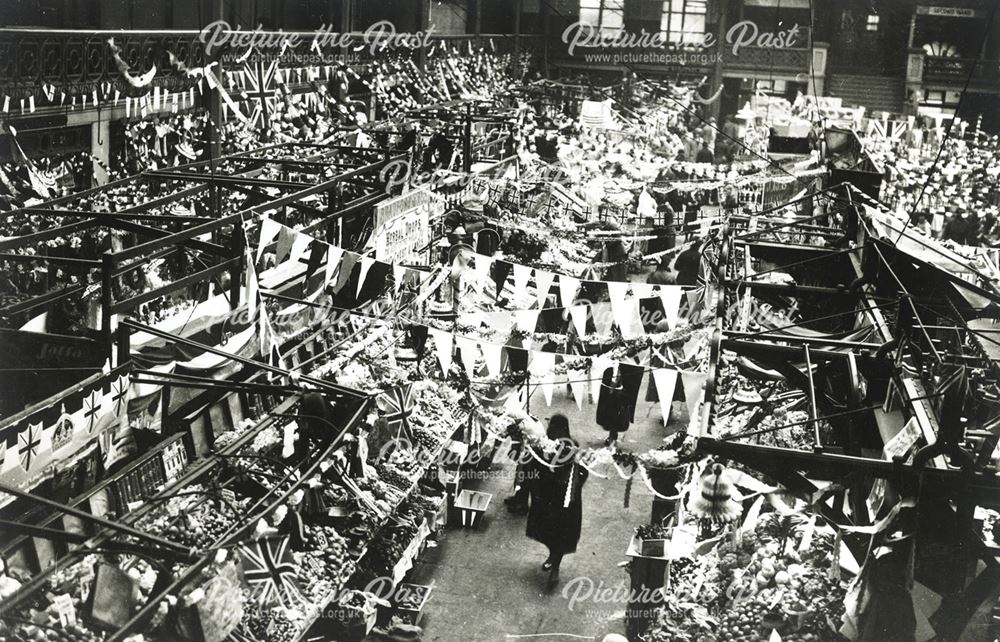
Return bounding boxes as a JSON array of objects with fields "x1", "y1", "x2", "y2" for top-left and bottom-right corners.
[
  {"x1": 596, "y1": 367, "x2": 630, "y2": 433},
  {"x1": 525, "y1": 445, "x2": 588, "y2": 554},
  {"x1": 674, "y1": 245, "x2": 702, "y2": 287}
]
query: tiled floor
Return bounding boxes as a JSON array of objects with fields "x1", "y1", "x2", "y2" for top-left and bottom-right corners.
[{"x1": 407, "y1": 383, "x2": 684, "y2": 642}]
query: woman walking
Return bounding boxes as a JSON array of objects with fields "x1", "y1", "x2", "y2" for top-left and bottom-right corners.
[{"x1": 525, "y1": 414, "x2": 589, "y2": 587}]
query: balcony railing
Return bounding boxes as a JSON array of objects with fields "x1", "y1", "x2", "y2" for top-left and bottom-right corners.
[
  {"x1": 721, "y1": 45, "x2": 810, "y2": 73},
  {"x1": 0, "y1": 29, "x2": 524, "y2": 98},
  {"x1": 922, "y1": 55, "x2": 1000, "y2": 87}
]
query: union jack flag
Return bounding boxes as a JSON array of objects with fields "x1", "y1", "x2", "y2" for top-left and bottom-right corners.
[
  {"x1": 240, "y1": 59, "x2": 282, "y2": 132},
  {"x1": 111, "y1": 375, "x2": 131, "y2": 417},
  {"x1": 376, "y1": 383, "x2": 415, "y2": 440},
  {"x1": 83, "y1": 389, "x2": 102, "y2": 434},
  {"x1": 237, "y1": 536, "x2": 302, "y2": 608},
  {"x1": 18, "y1": 422, "x2": 43, "y2": 472}
]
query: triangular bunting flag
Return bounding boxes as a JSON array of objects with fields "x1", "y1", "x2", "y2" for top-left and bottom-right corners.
[
  {"x1": 607, "y1": 281, "x2": 630, "y2": 311},
  {"x1": 681, "y1": 371, "x2": 707, "y2": 433},
  {"x1": 356, "y1": 256, "x2": 376, "y2": 298},
  {"x1": 613, "y1": 297, "x2": 644, "y2": 339},
  {"x1": 455, "y1": 335, "x2": 479, "y2": 379},
  {"x1": 512, "y1": 263, "x2": 532, "y2": 297},
  {"x1": 257, "y1": 217, "x2": 281, "y2": 263},
  {"x1": 324, "y1": 247, "x2": 345, "y2": 287},
  {"x1": 481, "y1": 341, "x2": 503, "y2": 377},
  {"x1": 288, "y1": 233, "x2": 311, "y2": 265},
  {"x1": 651, "y1": 369, "x2": 678, "y2": 425},
  {"x1": 530, "y1": 351, "x2": 555, "y2": 406},
  {"x1": 590, "y1": 356, "x2": 614, "y2": 403},
  {"x1": 591, "y1": 302, "x2": 614, "y2": 336},
  {"x1": 274, "y1": 226, "x2": 295, "y2": 263},
  {"x1": 534, "y1": 270, "x2": 556, "y2": 308},
  {"x1": 569, "y1": 305, "x2": 588, "y2": 338},
  {"x1": 559, "y1": 275, "x2": 580, "y2": 306},
  {"x1": 512, "y1": 309, "x2": 539, "y2": 334},
  {"x1": 473, "y1": 254, "x2": 493, "y2": 286},
  {"x1": 630, "y1": 283, "x2": 657, "y2": 299},
  {"x1": 685, "y1": 288, "x2": 702, "y2": 315},
  {"x1": 659, "y1": 286, "x2": 683, "y2": 329},
  {"x1": 334, "y1": 252, "x2": 358, "y2": 294},
  {"x1": 493, "y1": 260, "x2": 512, "y2": 296},
  {"x1": 485, "y1": 311, "x2": 516, "y2": 337},
  {"x1": 393, "y1": 264, "x2": 408, "y2": 292},
  {"x1": 429, "y1": 328, "x2": 453, "y2": 376}
]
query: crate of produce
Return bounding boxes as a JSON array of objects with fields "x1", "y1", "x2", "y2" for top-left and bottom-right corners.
[{"x1": 393, "y1": 583, "x2": 433, "y2": 625}]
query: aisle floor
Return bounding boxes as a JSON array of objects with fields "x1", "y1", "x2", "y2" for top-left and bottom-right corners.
[{"x1": 407, "y1": 384, "x2": 684, "y2": 642}]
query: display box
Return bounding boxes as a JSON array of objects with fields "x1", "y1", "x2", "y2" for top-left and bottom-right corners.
[
  {"x1": 639, "y1": 538, "x2": 666, "y2": 557},
  {"x1": 393, "y1": 583, "x2": 433, "y2": 626},
  {"x1": 452, "y1": 489, "x2": 491, "y2": 528}
]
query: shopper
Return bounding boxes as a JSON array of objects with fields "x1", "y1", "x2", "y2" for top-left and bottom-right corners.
[
  {"x1": 525, "y1": 414, "x2": 588, "y2": 586},
  {"x1": 597, "y1": 368, "x2": 630, "y2": 446},
  {"x1": 695, "y1": 140, "x2": 714, "y2": 164}
]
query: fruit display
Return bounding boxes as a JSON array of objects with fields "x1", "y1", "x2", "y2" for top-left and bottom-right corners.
[
  {"x1": 643, "y1": 510, "x2": 849, "y2": 642},
  {"x1": 410, "y1": 423, "x2": 442, "y2": 450},
  {"x1": 711, "y1": 363, "x2": 833, "y2": 451},
  {"x1": 0, "y1": 620, "x2": 102, "y2": 642},
  {"x1": 0, "y1": 552, "x2": 160, "y2": 642},
  {"x1": 376, "y1": 460, "x2": 415, "y2": 490}
]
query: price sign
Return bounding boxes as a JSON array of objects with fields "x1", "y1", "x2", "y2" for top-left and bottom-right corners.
[{"x1": 52, "y1": 594, "x2": 76, "y2": 626}]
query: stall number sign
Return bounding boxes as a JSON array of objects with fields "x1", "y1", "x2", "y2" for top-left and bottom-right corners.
[{"x1": 372, "y1": 189, "x2": 440, "y2": 264}]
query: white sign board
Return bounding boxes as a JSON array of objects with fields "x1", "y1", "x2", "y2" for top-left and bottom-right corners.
[
  {"x1": 883, "y1": 417, "x2": 922, "y2": 461},
  {"x1": 371, "y1": 189, "x2": 441, "y2": 264}
]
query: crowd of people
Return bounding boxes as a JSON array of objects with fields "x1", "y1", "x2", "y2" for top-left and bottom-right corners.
[{"x1": 871, "y1": 121, "x2": 1000, "y2": 247}]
